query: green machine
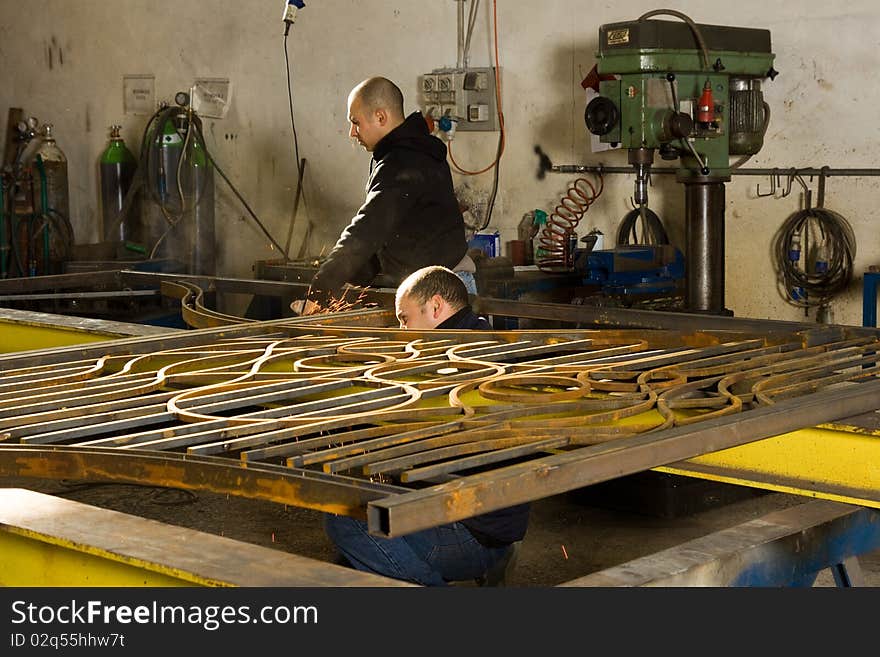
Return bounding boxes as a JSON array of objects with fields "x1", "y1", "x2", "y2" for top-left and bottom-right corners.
[{"x1": 585, "y1": 11, "x2": 776, "y2": 314}]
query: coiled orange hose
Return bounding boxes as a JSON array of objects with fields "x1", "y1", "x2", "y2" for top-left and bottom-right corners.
[{"x1": 537, "y1": 175, "x2": 604, "y2": 271}]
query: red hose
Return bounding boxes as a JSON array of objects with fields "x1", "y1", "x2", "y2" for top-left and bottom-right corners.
[{"x1": 537, "y1": 175, "x2": 604, "y2": 271}]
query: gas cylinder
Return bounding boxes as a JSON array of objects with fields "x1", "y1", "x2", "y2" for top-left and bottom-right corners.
[
  {"x1": 186, "y1": 129, "x2": 216, "y2": 275},
  {"x1": 34, "y1": 124, "x2": 70, "y2": 225},
  {"x1": 99, "y1": 125, "x2": 139, "y2": 243},
  {"x1": 156, "y1": 113, "x2": 184, "y2": 211},
  {"x1": 143, "y1": 109, "x2": 184, "y2": 263},
  {"x1": 145, "y1": 109, "x2": 215, "y2": 275}
]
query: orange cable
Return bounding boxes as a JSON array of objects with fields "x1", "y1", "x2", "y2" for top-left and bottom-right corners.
[{"x1": 447, "y1": 0, "x2": 505, "y2": 176}]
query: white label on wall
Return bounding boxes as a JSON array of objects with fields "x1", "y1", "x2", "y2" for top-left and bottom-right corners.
[
  {"x1": 192, "y1": 78, "x2": 233, "y2": 119},
  {"x1": 123, "y1": 74, "x2": 155, "y2": 115}
]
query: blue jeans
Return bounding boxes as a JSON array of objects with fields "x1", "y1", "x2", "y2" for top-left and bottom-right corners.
[
  {"x1": 454, "y1": 270, "x2": 477, "y2": 295},
  {"x1": 324, "y1": 513, "x2": 511, "y2": 586}
]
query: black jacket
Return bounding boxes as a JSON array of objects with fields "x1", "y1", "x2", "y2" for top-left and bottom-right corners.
[
  {"x1": 436, "y1": 306, "x2": 491, "y2": 330},
  {"x1": 310, "y1": 112, "x2": 468, "y2": 301},
  {"x1": 440, "y1": 306, "x2": 531, "y2": 546}
]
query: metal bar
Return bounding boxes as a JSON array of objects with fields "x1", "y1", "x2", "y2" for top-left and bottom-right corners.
[
  {"x1": 558, "y1": 500, "x2": 880, "y2": 587},
  {"x1": 0, "y1": 270, "x2": 123, "y2": 293},
  {"x1": 367, "y1": 379, "x2": 880, "y2": 537},
  {"x1": 831, "y1": 557, "x2": 866, "y2": 587},
  {"x1": 0, "y1": 375, "x2": 161, "y2": 417},
  {"x1": 451, "y1": 338, "x2": 597, "y2": 362},
  {"x1": 124, "y1": 269, "x2": 398, "y2": 311},
  {"x1": 0, "y1": 308, "x2": 393, "y2": 368},
  {"x1": 0, "y1": 391, "x2": 175, "y2": 433},
  {"x1": 18, "y1": 407, "x2": 173, "y2": 444},
  {"x1": 121, "y1": 269, "x2": 309, "y2": 297},
  {"x1": 296, "y1": 421, "x2": 469, "y2": 468},
  {"x1": 0, "y1": 306, "x2": 176, "y2": 338},
  {"x1": 324, "y1": 425, "x2": 510, "y2": 474},
  {"x1": 551, "y1": 165, "x2": 880, "y2": 177},
  {"x1": 474, "y1": 296, "x2": 880, "y2": 339},
  {"x1": 864, "y1": 272, "x2": 880, "y2": 328},
  {"x1": 162, "y1": 280, "x2": 254, "y2": 328},
  {"x1": 0, "y1": 446, "x2": 405, "y2": 518},
  {"x1": 243, "y1": 421, "x2": 435, "y2": 463},
  {"x1": 400, "y1": 437, "x2": 570, "y2": 482},
  {"x1": 12, "y1": 377, "x2": 352, "y2": 443},
  {"x1": 79, "y1": 381, "x2": 377, "y2": 450},
  {"x1": 0, "y1": 290, "x2": 158, "y2": 301},
  {"x1": 0, "y1": 488, "x2": 412, "y2": 587},
  {"x1": 0, "y1": 372, "x2": 157, "y2": 408},
  {"x1": 188, "y1": 392, "x2": 418, "y2": 456},
  {"x1": 362, "y1": 432, "x2": 565, "y2": 475}
]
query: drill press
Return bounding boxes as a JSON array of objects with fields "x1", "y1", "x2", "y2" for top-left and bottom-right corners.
[{"x1": 585, "y1": 13, "x2": 776, "y2": 314}]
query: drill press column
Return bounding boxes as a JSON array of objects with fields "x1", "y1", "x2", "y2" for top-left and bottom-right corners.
[{"x1": 685, "y1": 181, "x2": 726, "y2": 313}]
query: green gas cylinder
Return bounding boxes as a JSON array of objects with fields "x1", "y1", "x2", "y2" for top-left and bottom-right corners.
[
  {"x1": 142, "y1": 106, "x2": 215, "y2": 275},
  {"x1": 157, "y1": 115, "x2": 183, "y2": 210},
  {"x1": 186, "y1": 131, "x2": 216, "y2": 276},
  {"x1": 99, "y1": 125, "x2": 139, "y2": 243}
]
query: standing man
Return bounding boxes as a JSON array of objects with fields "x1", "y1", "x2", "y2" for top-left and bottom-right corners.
[
  {"x1": 307, "y1": 77, "x2": 475, "y2": 307},
  {"x1": 324, "y1": 266, "x2": 529, "y2": 586}
]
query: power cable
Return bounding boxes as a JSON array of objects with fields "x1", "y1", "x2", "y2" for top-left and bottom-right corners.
[
  {"x1": 197, "y1": 130, "x2": 288, "y2": 254},
  {"x1": 283, "y1": 27, "x2": 310, "y2": 259},
  {"x1": 638, "y1": 9, "x2": 711, "y2": 71},
  {"x1": 772, "y1": 205, "x2": 856, "y2": 309},
  {"x1": 449, "y1": 0, "x2": 505, "y2": 231},
  {"x1": 283, "y1": 33, "x2": 302, "y2": 175},
  {"x1": 463, "y1": 0, "x2": 480, "y2": 68}
]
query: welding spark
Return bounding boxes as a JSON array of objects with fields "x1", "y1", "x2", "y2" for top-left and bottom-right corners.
[{"x1": 561, "y1": 544, "x2": 569, "y2": 560}]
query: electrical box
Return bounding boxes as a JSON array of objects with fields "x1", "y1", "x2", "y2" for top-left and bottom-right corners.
[{"x1": 418, "y1": 66, "x2": 499, "y2": 131}]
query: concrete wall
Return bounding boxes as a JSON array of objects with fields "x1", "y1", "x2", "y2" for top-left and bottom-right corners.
[{"x1": 0, "y1": 1, "x2": 877, "y2": 325}]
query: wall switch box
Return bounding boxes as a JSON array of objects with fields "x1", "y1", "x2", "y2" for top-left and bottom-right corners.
[
  {"x1": 418, "y1": 66, "x2": 499, "y2": 131},
  {"x1": 468, "y1": 104, "x2": 489, "y2": 122}
]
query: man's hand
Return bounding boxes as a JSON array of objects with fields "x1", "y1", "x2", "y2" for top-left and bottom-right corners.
[{"x1": 290, "y1": 299, "x2": 320, "y2": 316}]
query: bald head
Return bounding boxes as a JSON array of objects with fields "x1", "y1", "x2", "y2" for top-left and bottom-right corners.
[
  {"x1": 347, "y1": 77, "x2": 406, "y2": 152},
  {"x1": 395, "y1": 266, "x2": 469, "y2": 329},
  {"x1": 350, "y1": 77, "x2": 405, "y2": 120}
]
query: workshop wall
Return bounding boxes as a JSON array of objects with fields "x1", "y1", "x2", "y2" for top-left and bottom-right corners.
[{"x1": 0, "y1": 1, "x2": 877, "y2": 325}]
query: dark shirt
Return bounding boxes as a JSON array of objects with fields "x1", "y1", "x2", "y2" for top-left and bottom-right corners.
[
  {"x1": 439, "y1": 305, "x2": 531, "y2": 546},
  {"x1": 310, "y1": 112, "x2": 468, "y2": 302},
  {"x1": 436, "y1": 306, "x2": 491, "y2": 330}
]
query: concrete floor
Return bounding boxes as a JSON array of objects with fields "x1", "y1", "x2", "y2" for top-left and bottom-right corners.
[{"x1": 4, "y1": 472, "x2": 879, "y2": 587}]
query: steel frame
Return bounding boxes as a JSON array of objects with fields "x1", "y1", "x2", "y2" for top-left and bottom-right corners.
[{"x1": 1, "y1": 274, "x2": 880, "y2": 539}]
